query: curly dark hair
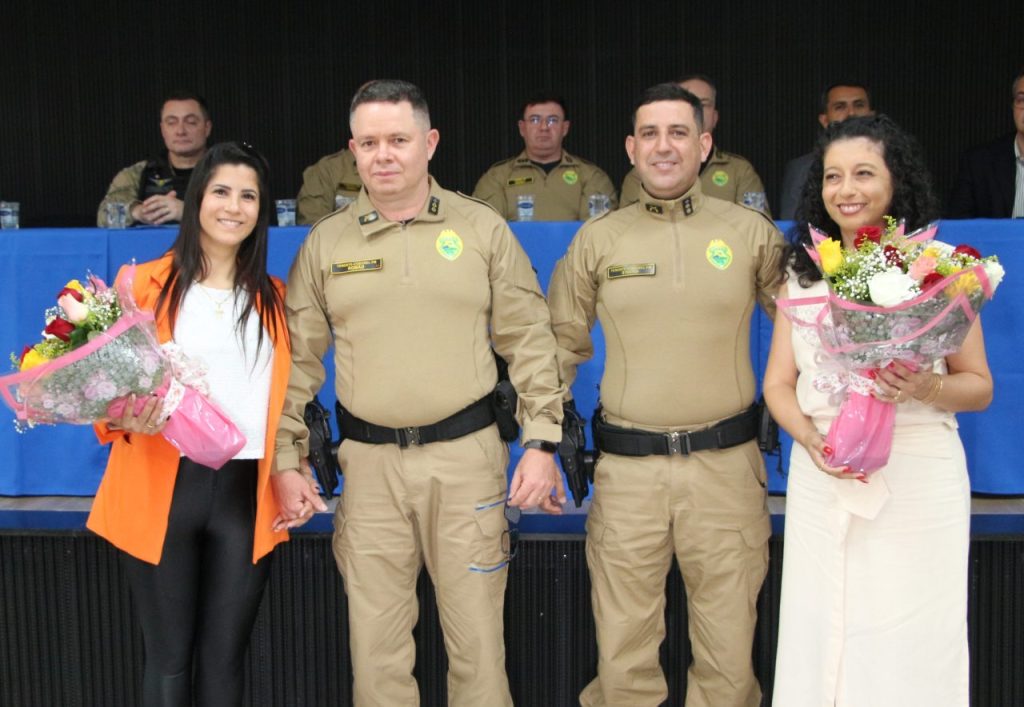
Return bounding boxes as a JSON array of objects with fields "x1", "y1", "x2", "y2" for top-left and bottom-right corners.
[{"x1": 786, "y1": 114, "x2": 939, "y2": 286}]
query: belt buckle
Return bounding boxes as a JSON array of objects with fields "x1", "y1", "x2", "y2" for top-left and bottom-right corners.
[
  {"x1": 398, "y1": 426, "x2": 422, "y2": 447},
  {"x1": 666, "y1": 430, "x2": 691, "y2": 455}
]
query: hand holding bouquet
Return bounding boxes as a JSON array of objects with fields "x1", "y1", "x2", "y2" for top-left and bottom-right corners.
[
  {"x1": 0, "y1": 267, "x2": 246, "y2": 469},
  {"x1": 778, "y1": 218, "x2": 1004, "y2": 473}
]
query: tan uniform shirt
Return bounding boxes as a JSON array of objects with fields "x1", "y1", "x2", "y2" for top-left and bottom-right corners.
[
  {"x1": 96, "y1": 161, "x2": 147, "y2": 227},
  {"x1": 276, "y1": 180, "x2": 565, "y2": 471},
  {"x1": 548, "y1": 180, "x2": 783, "y2": 428},
  {"x1": 620, "y1": 146, "x2": 770, "y2": 216},
  {"x1": 473, "y1": 150, "x2": 618, "y2": 221},
  {"x1": 296, "y1": 149, "x2": 363, "y2": 225}
]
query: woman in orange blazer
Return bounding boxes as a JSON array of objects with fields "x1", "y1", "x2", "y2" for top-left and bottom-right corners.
[{"x1": 87, "y1": 142, "x2": 318, "y2": 707}]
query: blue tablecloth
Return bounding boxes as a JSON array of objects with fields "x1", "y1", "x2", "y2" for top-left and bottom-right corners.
[{"x1": 0, "y1": 220, "x2": 1019, "y2": 495}]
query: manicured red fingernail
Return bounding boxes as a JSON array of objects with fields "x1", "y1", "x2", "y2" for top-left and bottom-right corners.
[
  {"x1": 840, "y1": 467, "x2": 853, "y2": 473},
  {"x1": 857, "y1": 475, "x2": 867, "y2": 483},
  {"x1": 823, "y1": 445, "x2": 833, "y2": 455},
  {"x1": 867, "y1": 370, "x2": 877, "y2": 379}
]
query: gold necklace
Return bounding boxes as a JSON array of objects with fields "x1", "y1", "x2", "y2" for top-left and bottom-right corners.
[{"x1": 194, "y1": 282, "x2": 233, "y2": 318}]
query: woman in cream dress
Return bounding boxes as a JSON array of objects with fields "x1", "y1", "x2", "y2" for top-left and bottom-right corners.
[{"x1": 765, "y1": 115, "x2": 993, "y2": 706}]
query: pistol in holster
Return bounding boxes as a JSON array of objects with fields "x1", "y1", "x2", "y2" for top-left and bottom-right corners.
[
  {"x1": 558, "y1": 401, "x2": 595, "y2": 507},
  {"x1": 302, "y1": 396, "x2": 343, "y2": 499},
  {"x1": 756, "y1": 396, "x2": 780, "y2": 454},
  {"x1": 491, "y1": 353, "x2": 521, "y2": 442}
]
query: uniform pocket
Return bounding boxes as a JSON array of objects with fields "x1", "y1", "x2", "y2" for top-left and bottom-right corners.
[{"x1": 469, "y1": 492, "x2": 509, "y2": 573}]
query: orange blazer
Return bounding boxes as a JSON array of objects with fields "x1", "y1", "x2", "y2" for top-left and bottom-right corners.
[{"x1": 87, "y1": 254, "x2": 291, "y2": 564}]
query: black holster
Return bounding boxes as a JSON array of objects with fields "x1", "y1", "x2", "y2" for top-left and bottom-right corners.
[
  {"x1": 303, "y1": 396, "x2": 342, "y2": 499},
  {"x1": 558, "y1": 401, "x2": 594, "y2": 507}
]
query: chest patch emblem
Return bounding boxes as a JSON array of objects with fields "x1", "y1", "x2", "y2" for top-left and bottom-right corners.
[
  {"x1": 705, "y1": 240, "x2": 733, "y2": 270},
  {"x1": 562, "y1": 169, "x2": 579, "y2": 185},
  {"x1": 332, "y1": 258, "x2": 383, "y2": 275},
  {"x1": 607, "y1": 263, "x2": 656, "y2": 279},
  {"x1": 436, "y1": 229, "x2": 463, "y2": 261},
  {"x1": 711, "y1": 170, "x2": 729, "y2": 187}
]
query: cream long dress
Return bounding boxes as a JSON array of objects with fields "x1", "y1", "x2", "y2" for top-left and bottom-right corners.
[{"x1": 771, "y1": 278, "x2": 970, "y2": 707}]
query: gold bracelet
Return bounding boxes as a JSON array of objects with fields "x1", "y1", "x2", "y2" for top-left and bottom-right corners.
[{"x1": 920, "y1": 373, "x2": 943, "y2": 405}]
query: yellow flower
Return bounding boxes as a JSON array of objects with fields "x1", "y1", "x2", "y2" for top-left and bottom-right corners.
[
  {"x1": 64, "y1": 279, "x2": 87, "y2": 295},
  {"x1": 20, "y1": 348, "x2": 49, "y2": 371},
  {"x1": 944, "y1": 272, "x2": 980, "y2": 298},
  {"x1": 816, "y1": 238, "x2": 844, "y2": 275},
  {"x1": 922, "y1": 246, "x2": 942, "y2": 259}
]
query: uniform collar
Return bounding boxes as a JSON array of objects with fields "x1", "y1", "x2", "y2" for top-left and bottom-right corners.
[
  {"x1": 354, "y1": 178, "x2": 446, "y2": 238},
  {"x1": 638, "y1": 179, "x2": 705, "y2": 220},
  {"x1": 512, "y1": 149, "x2": 578, "y2": 168}
]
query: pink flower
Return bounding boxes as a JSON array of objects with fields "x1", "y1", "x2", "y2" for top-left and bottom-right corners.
[
  {"x1": 58, "y1": 292, "x2": 90, "y2": 324},
  {"x1": 908, "y1": 254, "x2": 937, "y2": 282}
]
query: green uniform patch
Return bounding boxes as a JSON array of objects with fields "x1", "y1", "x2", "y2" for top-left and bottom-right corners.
[
  {"x1": 705, "y1": 239, "x2": 733, "y2": 270},
  {"x1": 435, "y1": 230, "x2": 463, "y2": 261}
]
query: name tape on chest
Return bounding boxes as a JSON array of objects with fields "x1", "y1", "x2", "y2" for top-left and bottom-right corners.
[
  {"x1": 507, "y1": 176, "x2": 535, "y2": 186},
  {"x1": 607, "y1": 263, "x2": 656, "y2": 279},
  {"x1": 332, "y1": 258, "x2": 383, "y2": 275}
]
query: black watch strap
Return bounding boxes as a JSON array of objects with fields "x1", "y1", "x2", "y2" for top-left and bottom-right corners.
[{"x1": 522, "y1": 439, "x2": 558, "y2": 453}]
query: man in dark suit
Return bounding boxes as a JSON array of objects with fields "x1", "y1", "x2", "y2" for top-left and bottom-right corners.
[{"x1": 948, "y1": 68, "x2": 1024, "y2": 218}]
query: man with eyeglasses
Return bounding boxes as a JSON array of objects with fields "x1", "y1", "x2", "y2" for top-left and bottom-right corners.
[
  {"x1": 97, "y1": 90, "x2": 212, "y2": 227},
  {"x1": 948, "y1": 66, "x2": 1024, "y2": 218},
  {"x1": 473, "y1": 92, "x2": 618, "y2": 221},
  {"x1": 620, "y1": 74, "x2": 770, "y2": 215}
]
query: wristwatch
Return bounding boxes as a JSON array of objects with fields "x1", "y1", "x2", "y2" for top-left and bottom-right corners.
[{"x1": 522, "y1": 439, "x2": 558, "y2": 453}]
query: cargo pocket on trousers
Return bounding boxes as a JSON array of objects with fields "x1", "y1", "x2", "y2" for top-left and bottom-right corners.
[
  {"x1": 739, "y1": 514, "x2": 771, "y2": 598},
  {"x1": 469, "y1": 494, "x2": 509, "y2": 574}
]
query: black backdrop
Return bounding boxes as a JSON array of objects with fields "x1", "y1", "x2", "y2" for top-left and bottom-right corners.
[{"x1": 0, "y1": 0, "x2": 1020, "y2": 226}]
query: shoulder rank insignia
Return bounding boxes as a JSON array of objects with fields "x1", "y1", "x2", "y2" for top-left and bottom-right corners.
[
  {"x1": 562, "y1": 169, "x2": 579, "y2": 185},
  {"x1": 436, "y1": 229, "x2": 463, "y2": 261},
  {"x1": 706, "y1": 240, "x2": 733, "y2": 270},
  {"x1": 644, "y1": 202, "x2": 664, "y2": 215},
  {"x1": 428, "y1": 196, "x2": 440, "y2": 215},
  {"x1": 339, "y1": 182, "x2": 361, "y2": 192},
  {"x1": 607, "y1": 263, "x2": 656, "y2": 279},
  {"x1": 358, "y1": 211, "x2": 379, "y2": 225},
  {"x1": 711, "y1": 170, "x2": 729, "y2": 187},
  {"x1": 332, "y1": 258, "x2": 383, "y2": 275},
  {"x1": 507, "y1": 176, "x2": 534, "y2": 186},
  {"x1": 682, "y1": 197, "x2": 694, "y2": 216}
]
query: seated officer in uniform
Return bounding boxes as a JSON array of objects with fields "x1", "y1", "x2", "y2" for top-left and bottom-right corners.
[
  {"x1": 97, "y1": 90, "x2": 211, "y2": 227},
  {"x1": 620, "y1": 74, "x2": 770, "y2": 214},
  {"x1": 274, "y1": 79, "x2": 566, "y2": 706},
  {"x1": 295, "y1": 146, "x2": 363, "y2": 224},
  {"x1": 549, "y1": 82, "x2": 783, "y2": 707},
  {"x1": 473, "y1": 92, "x2": 618, "y2": 221}
]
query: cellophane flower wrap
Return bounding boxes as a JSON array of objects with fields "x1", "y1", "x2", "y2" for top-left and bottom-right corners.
[
  {"x1": 778, "y1": 218, "x2": 1004, "y2": 474},
  {"x1": 0, "y1": 266, "x2": 245, "y2": 469}
]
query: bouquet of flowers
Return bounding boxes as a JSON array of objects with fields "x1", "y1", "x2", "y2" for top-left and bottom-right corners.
[
  {"x1": 778, "y1": 218, "x2": 1004, "y2": 473},
  {"x1": 0, "y1": 268, "x2": 246, "y2": 469}
]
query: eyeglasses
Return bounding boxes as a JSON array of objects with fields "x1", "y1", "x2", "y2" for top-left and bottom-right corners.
[{"x1": 526, "y1": 115, "x2": 563, "y2": 127}]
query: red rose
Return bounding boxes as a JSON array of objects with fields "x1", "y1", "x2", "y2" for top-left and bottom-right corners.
[
  {"x1": 57, "y1": 286, "x2": 84, "y2": 302},
  {"x1": 44, "y1": 317, "x2": 75, "y2": 342},
  {"x1": 855, "y1": 225, "x2": 883, "y2": 246},
  {"x1": 953, "y1": 244, "x2": 982, "y2": 260},
  {"x1": 18, "y1": 345, "x2": 32, "y2": 365},
  {"x1": 883, "y1": 245, "x2": 904, "y2": 268},
  {"x1": 921, "y1": 272, "x2": 944, "y2": 290}
]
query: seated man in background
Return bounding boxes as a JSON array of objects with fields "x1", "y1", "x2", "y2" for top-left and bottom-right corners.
[
  {"x1": 97, "y1": 90, "x2": 211, "y2": 227},
  {"x1": 620, "y1": 74, "x2": 770, "y2": 214},
  {"x1": 948, "y1": 67, "x2": 1024, "y2": 218},
  {"x1": 296, "y1": 147, "x2": 362, "y2": 224},
  {"x1": 473, "y1": 92, "x2": 617, "y2": 221},
  {"x1": 778, "y1": 81, "x2": 873, "y2": 219}
]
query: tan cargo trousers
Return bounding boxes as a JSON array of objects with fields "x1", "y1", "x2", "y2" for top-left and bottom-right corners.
[
  {"x1": 333, "y1": 425, "x2": 513, "y2": 707},
  {"x1": 579, "y1": 440, "x2": 771, "y2": 707}
]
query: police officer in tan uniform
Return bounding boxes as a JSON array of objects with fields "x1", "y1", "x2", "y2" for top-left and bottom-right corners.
[
  {"x1": 548, "y1": 83, "x2": 783, "y2": 707},
  {"x1": 473, "y1": 93, "x2": 618, "y2": 221},
  {"x1": 274, "y1": 80, "x2": 566, "y2": 707},
  {"x1": 620, "y1": 75, "x2": 770, "y2": 214},
  {"x1": 295, "y1": 147, "x2": 363, "y2": 224}
]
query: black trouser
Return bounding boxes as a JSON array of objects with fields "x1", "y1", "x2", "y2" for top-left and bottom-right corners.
[{"x1": 121, "y1": 458, "x2": 270, "y2": 707}]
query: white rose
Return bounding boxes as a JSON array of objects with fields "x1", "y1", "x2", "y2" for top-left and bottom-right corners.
[
  {"x1": 983, "y1": 260, "x2": 1005, "y2": 291},
  {"x1": 867, "y1": 268, "x2": 918, "y2": 307}
]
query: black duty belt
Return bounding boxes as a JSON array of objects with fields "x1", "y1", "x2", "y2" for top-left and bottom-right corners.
[
  {"x1": 337, "y1": 396, "x2": 495, "y2": 448},
  {"x1": 594, "y1": 405, "x2": 758, "y2": 457}
]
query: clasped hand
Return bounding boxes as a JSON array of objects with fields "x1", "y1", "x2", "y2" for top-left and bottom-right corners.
[
  {"x1": 271, "y1": 459, "x2": 328, "y2": 531},
  {"x1": 132, "y1": 191, "x2": 184, "y2": 225},
  {"x1": 507, "y1": 448, "x2": 566, "y2": 514}
]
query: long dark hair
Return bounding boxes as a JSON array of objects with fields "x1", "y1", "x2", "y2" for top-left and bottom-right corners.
[
  {"x1": 787, "y1": 114, "x2": 939, "y2": 286},
  {"x1": 155, "y1": 141, "x2": 283, "y2": 353}
]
